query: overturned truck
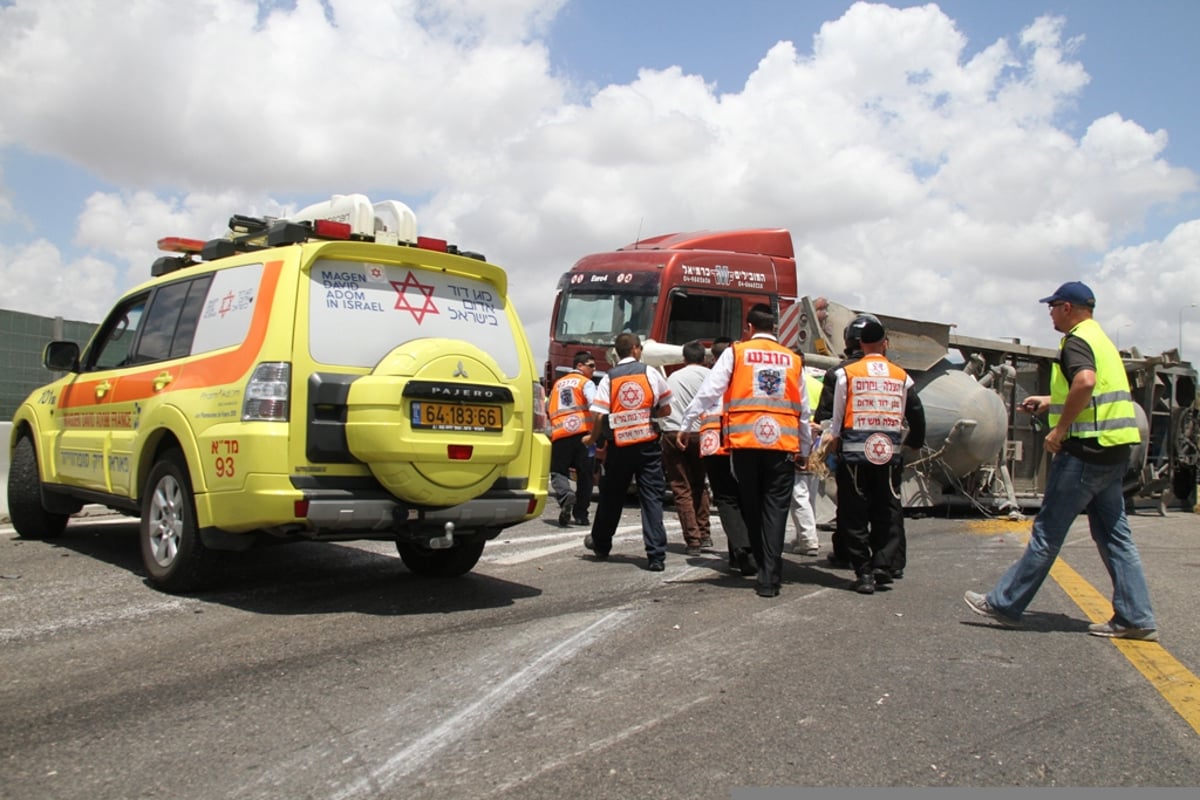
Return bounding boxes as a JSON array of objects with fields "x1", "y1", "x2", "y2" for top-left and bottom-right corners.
[{"x1": 792, "y1": 297, "x2": 1200, "y2": 516}]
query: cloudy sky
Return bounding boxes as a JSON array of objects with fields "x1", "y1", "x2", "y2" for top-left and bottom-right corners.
[{"x1": 2, "y1": 0, "x2": 1199, "y2": 362}]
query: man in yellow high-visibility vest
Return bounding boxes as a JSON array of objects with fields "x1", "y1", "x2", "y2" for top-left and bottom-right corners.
[{"x1": 964, "y1": 281, "x2": 1157, "y2": 640}]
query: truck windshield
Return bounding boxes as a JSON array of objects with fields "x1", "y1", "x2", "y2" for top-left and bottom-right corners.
[{"x1": 557, "y1": 290, "x2": 658, "y2": 344}]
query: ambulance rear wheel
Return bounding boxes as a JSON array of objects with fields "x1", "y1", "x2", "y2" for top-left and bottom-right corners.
[
  {"x1": 396, "y1": 537, "x2": 486, "y2": 577},
  {"x1": 140, "y1": 450, "x2": 216, "y2": 593}
]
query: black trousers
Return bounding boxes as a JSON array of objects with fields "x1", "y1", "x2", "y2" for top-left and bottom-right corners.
[
  {"x1": 590, "y1": 438, "x2": 668, "y2": 561},
  {"x1": 731, "y1": 449, "x2": 795, "y2": 590},
  {"x1": 836, "y1": 460, "x2": 904, "y2": 576},
  {"x1": 702, "y1": 453, "x2": 750, "y2": 556},
  {"x1": 550, "y1": 433, "x2": 593, "y2": 521}
]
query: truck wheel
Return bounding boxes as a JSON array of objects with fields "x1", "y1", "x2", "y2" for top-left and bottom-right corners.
[
  {"x1": 140, "y1": 450, "x2": 216, "y2": 592},
  {"x1": 396, "y1": 537, "x2": 486, "y2": 577},
  {"x1": 1173, "y1": 465, "x2": 1197, "y2": 511},
  {"x1": 7, "y1": 437, "x2": 69, "y2": 540}
]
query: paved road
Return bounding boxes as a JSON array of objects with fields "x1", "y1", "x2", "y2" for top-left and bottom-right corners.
[{"x1": 2, "y1": 502, "x2": 1199, "y2": 798}]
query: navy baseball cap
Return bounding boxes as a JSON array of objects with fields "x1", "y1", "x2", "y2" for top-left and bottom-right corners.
[{"x1": 1039, "y1": 281, "x2": 1095, "y2": 308}]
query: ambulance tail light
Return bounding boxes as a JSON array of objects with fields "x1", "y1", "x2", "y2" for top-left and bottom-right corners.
[{"x1": 243, "y1": 362, "x2": 291, "y2": 421}]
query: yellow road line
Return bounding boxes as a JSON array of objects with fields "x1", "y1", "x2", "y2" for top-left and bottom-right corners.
[
  {"x1": 1049, "y1": 557, "x2": 1200, "y2": 736},
  {"x1": 969, "y1": 518, "x2": 1200, "y2": 733}
]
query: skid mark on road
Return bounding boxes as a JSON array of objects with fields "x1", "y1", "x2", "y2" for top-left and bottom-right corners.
[
  {"x1": 328, "y1": 608, "x2": 634, "y2": 800},
  {"x1": 487, "y1": 694, "x2": 712, "y2": 796}
]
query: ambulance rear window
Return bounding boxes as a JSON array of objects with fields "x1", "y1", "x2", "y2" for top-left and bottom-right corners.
[{"x1": 307, "y1": 259, "x2": 521, "y2": 376}]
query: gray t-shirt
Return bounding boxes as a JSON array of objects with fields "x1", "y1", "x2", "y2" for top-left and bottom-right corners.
[{"x1": 661, "y1": 363, "x2": 711, "y2": 433}]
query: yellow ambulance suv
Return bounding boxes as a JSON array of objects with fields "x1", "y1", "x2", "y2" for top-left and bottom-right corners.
[{"x1": 7, "y1": 194, "x2": 550, "y2": 591}]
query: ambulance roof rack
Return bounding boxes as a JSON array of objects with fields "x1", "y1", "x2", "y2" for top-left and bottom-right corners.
[{"x1": 151, "y1": 193, "x2": 486, "y2": 277}]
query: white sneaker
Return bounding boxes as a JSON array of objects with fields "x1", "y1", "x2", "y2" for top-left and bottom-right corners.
[
  {"x1": 963, "y1": 591, "x2": 1020, "y2": 628},
  {"x1": 1088, "y1": 620, "x2": 1158, "y2": 641}
]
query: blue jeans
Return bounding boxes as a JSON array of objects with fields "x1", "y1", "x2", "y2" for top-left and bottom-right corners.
[{"x1": 987, "y1": 451, "x2": 1156, "y2": 628}]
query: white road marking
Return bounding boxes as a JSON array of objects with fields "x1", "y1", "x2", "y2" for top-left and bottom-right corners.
[
  {"x1": 485, "y1": 520, "x2": 684, "y2": 565},
  {"x1": 0, "y1": 599, "x2": 192, "y2": 643}
]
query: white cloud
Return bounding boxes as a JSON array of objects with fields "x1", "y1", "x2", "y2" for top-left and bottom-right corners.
[
  {"x1": 0, "y1": 0, "x2": 1197, "y2": 358},
  {"x1": 0, "y1": 239, "x2": 118, "y2": 322}
]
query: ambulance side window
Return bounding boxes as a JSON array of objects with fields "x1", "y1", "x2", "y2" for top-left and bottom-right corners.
[
  {"x1": 134, "y1": 281, "x2": 192, "y2": 363},
  {"x1": 168, "y1": 275, "x2": 213, "y2": 358},
  {"x1": 127, "y1": 274, "x2": 214, "y2": 364},
  {"x1": 86, "y1": 294, "x2": 149, "y2": 372}
]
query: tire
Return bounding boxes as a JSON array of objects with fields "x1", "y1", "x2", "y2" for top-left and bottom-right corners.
[
  {"x1": 396, "y1": 537, "x2": 486, "y2": 577},
  {"x1": 7, "y1": 436, "x2": 69, "y2": 540},
  {"x1": 140, "y1": 449, "x2": 217, "y2": 592},
  {"x1": 1173, "y1": 465, "x2": 1197, "y2": 511}
]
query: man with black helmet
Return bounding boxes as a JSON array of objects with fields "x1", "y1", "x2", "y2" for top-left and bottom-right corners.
[
  {"x1": 828, "y1": 319, "x2": 925, "y2": 594},
  {"x1": 814, "y1": 313, "x2": 879, "y2": 571}
]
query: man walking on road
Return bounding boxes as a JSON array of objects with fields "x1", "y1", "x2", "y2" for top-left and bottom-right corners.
[
  {"x1": 964, "y1": 281, "x2": 1157, "y2": 640},
  {"x1": 583, "y1": 333, "x2": 674, "y2": 571},
  {"x1": 548, "y1": 351, "x2": 597, "y2": 527},
  {"x1": 659, "y1": 340, "x2": 713, "y2": 555},
  {"x1": 828, "y1": 319, "x2": 924, "y2": 594},
  {"x1": 679, "y1": 304, "x2": 811, "y2": 597}
]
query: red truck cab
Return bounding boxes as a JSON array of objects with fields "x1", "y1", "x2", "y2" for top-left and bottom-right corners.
[{"x1": 545, "y1": 229, "x2": 798, "y2": 383}]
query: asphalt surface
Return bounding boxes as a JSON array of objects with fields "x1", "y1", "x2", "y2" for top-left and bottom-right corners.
[{"x1": 2, "y1": 499, "x2": 1198, "y2": 798}]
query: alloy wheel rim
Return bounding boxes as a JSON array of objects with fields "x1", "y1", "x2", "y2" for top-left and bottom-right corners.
[{"x1": 148, "y1": 475, "x2": 184, "y2": 567}]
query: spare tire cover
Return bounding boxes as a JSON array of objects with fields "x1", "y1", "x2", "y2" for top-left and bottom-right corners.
[{"x1": 344, "y1": 338, "x2": 522, "y2": 505}]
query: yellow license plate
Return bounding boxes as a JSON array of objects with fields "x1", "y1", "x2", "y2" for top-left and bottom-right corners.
[{"x1": 411, "y1": 401, "x2": 503, "y2": 432}]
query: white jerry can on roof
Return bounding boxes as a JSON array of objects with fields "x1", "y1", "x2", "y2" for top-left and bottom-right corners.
[{"x1": 288, "y1": 193, "x2": 417, "y2": 244}]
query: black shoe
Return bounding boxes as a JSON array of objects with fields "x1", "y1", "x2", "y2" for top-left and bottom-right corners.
[
  {"x1": 558, "y1": 494, "x2": 576, "y2": 527},
  {"x1": 851, "y1": 573, "x2": 876, "y2": 594},
  {"x1": 647, "y1": 559, "x2": 665, "y2": 572},
  {"x1": 570, "y1": 516, "x2": 590, "y2": 527},
  {"x1": 736, "y1": 549, "x2": 758, "y2": 576},
  {"x1": 873, "y1": 569, "x2": 894, "y2": 586},
  {"x1": 583, "y1": 535, "x2": 609, "y2": 560},
  {"x1": 685, "y1": 545, "x2": 703, "y2": 556},
  {"x1": 890, "y1": 568, "x2": 904, "y2": 580},
  {"x1": 755, "y1": 584, "x2": 780, "y2": 598}
]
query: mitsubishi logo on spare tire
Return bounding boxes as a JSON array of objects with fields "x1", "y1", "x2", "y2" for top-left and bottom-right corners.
[{"x1": 453, "y1": 361, "x2": 468, "y2": 378}]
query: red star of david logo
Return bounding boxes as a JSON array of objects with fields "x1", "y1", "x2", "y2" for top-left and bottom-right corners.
[
  {"x1": 869, "y1": 439, "x2": 890, "y2": 458},
  {"x1": 218, "y1": 291, "x2": 235, "y2": 317},
  {"x1": 755, "y1": 417, "x2": 780, "y2": 442},
  {"x1": 390, "y1": 271, "x2": 439, "y2": 323},
  {"x1": 618, "y1": 383, "x2": 645, "y2": 407}
]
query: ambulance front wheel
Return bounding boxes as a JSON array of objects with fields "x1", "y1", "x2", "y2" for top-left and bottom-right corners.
[{"x1": 7, "y1": 436, "x2": 70, "y2": 540}]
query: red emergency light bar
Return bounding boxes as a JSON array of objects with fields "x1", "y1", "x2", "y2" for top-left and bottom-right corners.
[
  {"x1": 158, "y1": 237, "x2": 206, "y2": 254},
  {"x1": 417, "y1": 236, "x2": 448, "y2": 252},
  {"x1": 312, "y1": 219, "x2": 352, "y2": 239}
]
